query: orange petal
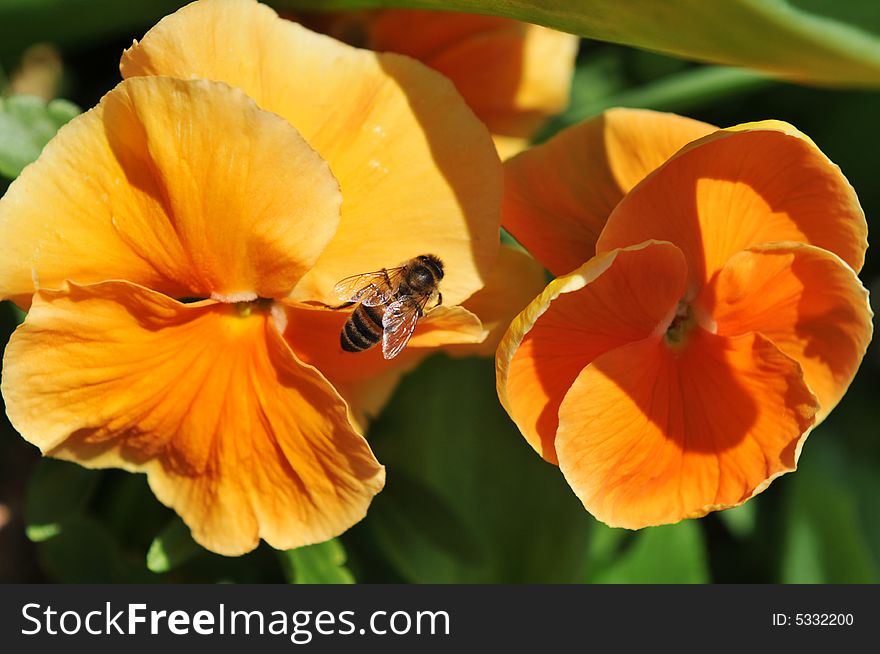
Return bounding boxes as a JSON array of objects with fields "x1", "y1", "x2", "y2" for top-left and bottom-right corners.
[
  {"x1": 496, "y1": 240, "x2": 687, "y2": 463},
  {"x1": 449, "y1": 243, "x2": 548, "y2": 357},
  {"x1": 556, "y1": 329, "x2": 818, "y2": 529},
  {"x1": 597, "y1": 121, "x2": 868, "y2": 292},
  {"x1": 368, "y1": 10, "x2": 578, "y2": 159},
  {"x1": 503, "y1": 109, "x2": 715, "y2": 275},
  {"x1": 281, "y1": 301, "x2": 485, "y2": 426},
  {"x1": 367, "y1": 11, "x2": 517, "y2": 61},
  {"x1": 0, "y1": 76, "x2": 340, "y2": 307},
  {"x1": 121, "y1": 0, "x2": 501, "y2": 307},
  {"x1": 700, "y1": 242, "x2": 872, "y2": 424},
  {"x1": 1, "y1": 282, "x2": 384, "y2": 555}
]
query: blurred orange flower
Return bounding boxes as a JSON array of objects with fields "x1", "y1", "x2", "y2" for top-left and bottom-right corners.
[
  {"x1": 497, "y1": 109, "x2": 872, "y2": 529},
  {"x1": 301, "y1": 8, "x2": 579, "y2": 159},
  {"x1": 0, "y1": 0, "x2": 541, "y2": 555}
]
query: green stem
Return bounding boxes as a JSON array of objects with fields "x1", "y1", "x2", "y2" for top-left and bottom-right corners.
[{"x1": 541, "y1": 65, "x2": 774, "y2": 139}]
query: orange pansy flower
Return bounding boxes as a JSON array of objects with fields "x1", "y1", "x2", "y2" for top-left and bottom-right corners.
[
  {"x1": 300, "y1": 8, "x2": 579, "y2": 159},
  {"x1": 0, "y1": 0, "x2": 539, "y2": 555},
  {"x1": 497, "y1": 108, "x2": 872, "y2": 529}
]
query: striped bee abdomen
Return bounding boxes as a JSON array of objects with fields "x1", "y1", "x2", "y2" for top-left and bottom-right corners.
[{"x1": 341, "y1": 303, "x2": 384, "y2": 352}]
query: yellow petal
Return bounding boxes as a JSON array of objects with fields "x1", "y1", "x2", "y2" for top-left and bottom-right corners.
[
  {"x1": 121, "y1": 0, "x2": 501, "y2": 307},
  {"x1": 367, "y1": 10, "x2": 578, "y2": 158},
  {"x1": 2, "y1": 281, "x2": 384, "y2": 555},
  {"x1": 0, "y1": 76, "x2": 341, "y2": 307},
  {"x1": 503, "y1": 108, "x2": 715, "y2": 274},
  {"x1": 280, "y1": 301, "x2": 485, "y2": 426},
  {"x1": 450, "y1": 243, "x2": 548, "y2": 357}
]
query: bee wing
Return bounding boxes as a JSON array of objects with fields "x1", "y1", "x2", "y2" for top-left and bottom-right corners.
[
  {"x1": 381, "y1": 296, "x2": 423, "y2": 360},
  {"x1": 333, "y1": 268, "x2": 401, "y2": 307}
]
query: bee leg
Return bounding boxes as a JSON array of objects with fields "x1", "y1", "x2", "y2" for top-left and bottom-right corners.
[
  {"x1": 435, "y1": 292, "x2": 443, "y2": 307},
  {"x1": 329, "y1": 301, "x2": 356, "y2": 310}
]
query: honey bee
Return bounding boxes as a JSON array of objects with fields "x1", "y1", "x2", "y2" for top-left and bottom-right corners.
[{"x1": 333, "y1": 254, "x2": 444, "y2": 359}]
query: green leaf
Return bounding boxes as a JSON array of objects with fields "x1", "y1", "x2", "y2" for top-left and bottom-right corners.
[
  {"x1": 280, "y1": 539, "x2": 356, "y2": 584},
  {"x1": 24, "y1": 458, "x2": 100, "y2": 542},
  {"x1": 1, "y1": 299, "x2": 25, "y2": 327},
  {"x1": 0, "y1": 0, "x2": 187, "y2": 57},
  {"x1": 367, "y1": 469, "x2": 484, "y2": 579},
  {"x1": 542, "y1": 65, "x2": 772, "y2": 139},
  {"x1": 146, "y1": 517, "x2": 203, "y2": 573},
  {"x1": 781, "y1": 436, "x2": 877, "y2": 583},
  {"x1": 276, "y1": 0, "x2": 880, "y2": 87},
  {"x1": 589, "y1": 522, "x2": 710, "y2": 583},
  {"x1": 718, "y1": 503, "x2": 757, "y2": 540},
  {"x1": 358, "y1": 355, "x2": 592, "y2": 583},
  {"x1": 851, "y1": 464, "x2": 880, "y2": 573},
  {"x1": 97, "y1": 471, "x2": 174, "y2": 549},
  {"x1": 36, "y1": 516, "x2": 126, "y2": 582},
  {"x1": 0, "y1": 95, "x2": 80, "y2": 179}
]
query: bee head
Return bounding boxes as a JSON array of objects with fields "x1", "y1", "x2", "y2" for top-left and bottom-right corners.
[{"x1": 417, "y1": 254, "x2": 444, "y2": 280}]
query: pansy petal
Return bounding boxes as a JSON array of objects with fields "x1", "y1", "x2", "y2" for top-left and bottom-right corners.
[
  {"x1": 503, "y1": 109, "x2": 715, "y2": 275},
  {"x1": 282, "y1": 302, "x2": 484, "y2": 425},
  {"x1": 281, "y1": 303, "x2": 406, "y2": 427},
  {"x1": 121, "y1": 0, "x2": 500, "y2": 307},
  {"x1": 1, "y1": 282, "x2": 384, "y2": 555},
  {"x1": 700, "y1": 242, "x2": 872, "y2": 424},
  {"x1": 450, "y1": 244, "x2": 548, "y2": 356},
  {"x1": 0, "y1": 76, "x2": 340, "y2": 307},
  {"x1": 597, "y1": 121, "x2": 867, "y2": 290},
  {"x1": 497, "y1": 241, "x2": 687, "y2": 463},
  {"x1": 368, "y1": 11, "x2": 578, "y2": 159},
  {"x1": 556, "y1": 330, "x2": 817, "y2": 529}
]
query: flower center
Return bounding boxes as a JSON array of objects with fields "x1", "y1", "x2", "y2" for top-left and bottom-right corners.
[
  {"x1": 233, "y1": 297, "x2": 272, "y2": 318},
  {"x1": 664, "y1": 300, "x2": 696, "y2": 349}
]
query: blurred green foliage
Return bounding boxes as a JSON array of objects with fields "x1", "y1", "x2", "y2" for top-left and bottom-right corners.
[
  {"x1": 0, "y1": 1, "x2": 878, "y2": 584},
  {"x1": 24, "y1": 458, "x2": 99, "y2": 542},
  {"x1": 147, "y1": 517, "x2": 202, "y2": 574},
  {"x1": 279, "y1": 539, "x2": 355, "y2": 584},
  {"x1": 0, "y1": 95, "x2": 79, "y2": 178},
  {"x1": 0, "y1": 1, "x2": 185, "y2": 57}
]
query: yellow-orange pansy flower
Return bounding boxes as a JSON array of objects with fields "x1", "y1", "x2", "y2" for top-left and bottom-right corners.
[
  {"x1": 300, "y1": 8, "x2": 579, "y2": 159},
  {"x1": 497, "y1": 108, "x2": 872, "y2": 529},
  {"x1": 0, "y1": 0, "x2": 529, "y2": 555}
]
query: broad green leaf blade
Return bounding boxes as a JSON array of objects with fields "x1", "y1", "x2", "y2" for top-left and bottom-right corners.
[
  {"x1": 277, "y1": 0, "x2": 880, "y2": 87},
  {"x1": 280, "y1": 539, "x2": 356, "y2": 584},
  {"x1": 781, "y1": 437, "x2": 877, "y2": 583},
  {"x1": 589, "y1": 523, "x2": 710, "y2": 584},
  {"x1": 367, "y1": 469, "x2": 484, "y2": 581},
  {"x1": 24, "y1": 458, "x2": 100, "y2": 542},
  {"x1": 146, "y1": 517, "x2": 203, "y2": 573},
  {"x1": 358, "y1": 354, "x2": 592, "y2": 583},
  {"x1": 0, "y1": 95, "x2": 80, "y2": 179}
]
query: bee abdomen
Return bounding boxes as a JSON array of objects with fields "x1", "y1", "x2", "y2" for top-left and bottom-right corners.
[{"x1": 341, "y1": 304, "x2": 384, "y2": 352}]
